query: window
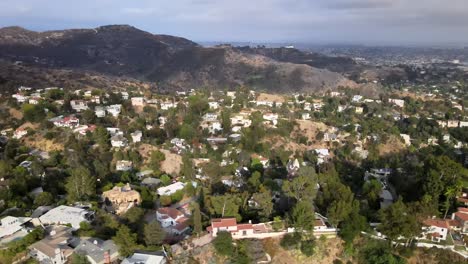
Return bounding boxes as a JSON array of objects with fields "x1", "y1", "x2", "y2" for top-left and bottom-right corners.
[{"x1": 243, "y1": 231, "x2": 247, "y2": 236}]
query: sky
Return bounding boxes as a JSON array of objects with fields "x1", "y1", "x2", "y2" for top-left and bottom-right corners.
[{"x1": 0, "y1": 0, "x2": 468, "y2": 45}]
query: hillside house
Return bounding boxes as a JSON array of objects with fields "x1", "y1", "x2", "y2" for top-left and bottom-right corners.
[
  {"x1": 131, "y1": 130, "x2": 142, "y2": 143},
  {"x1": 106, "y1": 104, "x2": 122, "y2": 117},
  {"x1": 263, "y1": 113, "x2": 278, "y2": 126},
  {"x1": 452, "y1": 207, "x2": 468, "y2": 234},
  {"x1": 160, "y1": 101, "x2": 176, "y2": 110},
  {"x1": 73, "y1": 125, "x2": 96, "y2": 136},
  {"x1": 122, "y1": 252, "x2": 166, "y2": 264},
  {"x1": 157, "y1": 182, "x2": 185, "y2": 196},
  {"x1": 389, "y1": 98, "x2": 405, "y2": 108},
  {"x1": 0, "y1": 216, "x2": 32, "y2": 241},
  {"x1": 102, "y1": 183, "x2": 141, "y2": 215},
  {"x1": 209, "y1": 101, "x2": 219, "y2": 109},
  {"x1": 116, "y1": 160, "x2": 133, "y2": 171},
  {"x1": 70, "y1": 100, "x2": 89, "y2": 112},
  {"x1": 352, "y1": 95, "x2": 363, "y2": 103},
  {"x1": 420, "y1": 219, "x2": 449, "y2": 242},
  {"x1": 12, "y1": 93, "x2": 29, "y2": 103},
  {"x1": 71, "y1": 237, "x2": 119, "y2": 264},
  {"x1": 29, "y1": 226, "x2": 74, "y2": 264},
  {"x1": 131, "y1": 97, "x2": 145, "y2": 107},
  {"x1": 52, "y1": 116, "x2": 80, "y2": 129},
  {"x1": 13, "y1": 128, "x2": 28, "y2": 139},
  {"x1": 156, "y1": 207, "x2": 190, "y2": 235},
  {"x1": 95, "y1": 106, "x2": 106, "y2": 118},
  {"x1": 111, "y1": 135, "x2": 128, "y2": 148},
  {"x1": 38, "y1": 206, "x2": 93, "y2": 230}
]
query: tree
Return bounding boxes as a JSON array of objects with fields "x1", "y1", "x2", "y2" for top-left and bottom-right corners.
[
  {"x1": 34, "y1": 192, "x2": 54, "y2": 206},
  {"x1": 149, "y1": 150, "x2": 165, "y2": 172},
  {"x1": 65, "y1": 166, "x2": 96, "y2": 202},
  {"x1": 22, "y1": 103, "x2": 45, "y2": 122},
  {"x1": 213, "y1": 231, "x2": 234, "y2": 256},
  {"x1": 291, "y1": 201, "x2": 315, "y2": 232},
  {"x1": 360, "y1": 241, "x2": 406, "y2": 264},
  {"x1": 282, "y1": 167, "x2": 318, "y2": 201},
  {"x1": 193, "y1": 202, "x2": 203, "y2": 235},
  {"x1": 248, "y1": 171, "x2": 262, "y2": 191},
  {"x1": 71, "y1": 253, "x2": 91, "y2": 264},
  {"x1": 378, "y1": 198, "x2": 420, "y2": 246},
  {"x1": 113, "y1": 225, "x2": 138, "y2": 257},
  {"x1": 251, "y1": 189, "x2": 274, "y2": 220},
  {"x1": 144, "y1": 221, "x2": 165, "y2": 246},
  {"x1": 210, "y1": 194, "x2": 242, "y2": 221},
  {"x1": 181, "y1": 155, "x2": 195, "y2": 180},
  {"x1": 221, "y1": 109, "x2": 231, "y2": 133},
  {"x1": 300, "y1": 239, "x2": 316, "y2": 257},
  {"x1": 363, "y1": 179, "x2": 382, "y2": 209},
  {"x1": 339, "y1": 210, "x2": 367, "y2": 244},
  {"x1": 123, "y1": 207, "x2": 145, "y2": 225}
]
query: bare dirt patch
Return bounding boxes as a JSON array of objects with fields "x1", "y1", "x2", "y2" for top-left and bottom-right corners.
[
  {"x1": 24, "y1": 134, "x2": 64, "y2": 152},
  {"x1": 8, "y1": 108, "x2": 23, "y2": 120},
  {"x1": 138, "y1": 144, "x2": 182, "y2": 176},
  {"x1": 377, "y1": 135, "x2": 406, "y2": 156},
  {"x1": 257, "y1": 93, "x2": 286, "y2": 103}
]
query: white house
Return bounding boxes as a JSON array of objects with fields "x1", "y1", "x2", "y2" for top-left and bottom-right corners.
[
  {"x1": 121, "y1": 92, "x2": 129, "y2": 100},
  {"x1": 122, "y1": 252, "x2": 166, "y2": 264},
  {"x1": 38, "y1": 206, "x2": 93, "y2": 230},
  {"x1": 157, "y1": 182, "x2": 185, "y2": 196},
  {"x1": 70, "y1": 100, "x2": 89, "y2": 112},
  {"x1": 0, "y1": 216, "x2": 32, "y2": 240},
  {"x1": 420, "y1": 219, "x2": 449, "y2": 242},
  {"x1": 131, "y1": 97, "x2": 145, "y2": 107},
  {"x1": 315, "y1": 149, "x2": 330, "y2": 164},
  {"x1": 106, "y1": 127, "x2": 123, "y2": 137},
  {"x1": 131, "y1": 130, "x2": 142, "y2": 143},
  {"x1": 116, "y1": 160, "x2": 133, "y2": 171},
  {"x1": 263, "y1": 113, "x2": 278, "y2": 126},
  {"x1": 400, "y1": 134, "x2": 411, "y2": 146},
  {"x1": 208, "y1": 101, "x2": 219, "y2": 109},
  {"x1": 12, "y1": 93, "x2": 29, "y2": 103},
  {"x1": 95, "y1": 106, "x2": 106, "y2": 118},
  {"x1": 111, "y1": 135, "x2": 128, "y2": 148},
  {"x1": 160, "y1": 101, "x2": 176, "y2": 110},
  {"x1": 29, "y1": 226, "x2": 74, "y2": 264},
  {"x1": 389, "y1": 98, "x2": 405, "y2": 108},
  {"x1": 52, "y1": 116, "x2": 80, "y2": 129},
  {"x1": 13, "y1": 128, "x2": 28, "y2": 139},
  {"x1": 156, "y1": 207, "x2": 190, "y2": 235},
  {"x1": 106, "y1": 104, "x2": 122, "y2": 117},
  {"x1": 301, "y1": 113, "x2": 310, "y2": 120},
  {"x1": 352, "y1": 95, "x2": 363, "y2": 103}
]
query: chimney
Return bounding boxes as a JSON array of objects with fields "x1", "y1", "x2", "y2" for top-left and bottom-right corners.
[{"x1": 93, "y1": 240, "x2": 98, "y2": 245}]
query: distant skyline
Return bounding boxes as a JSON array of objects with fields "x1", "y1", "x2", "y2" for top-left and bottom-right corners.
[{"x1": 1, "y1": 0, "x2": 468, "y2": 46}]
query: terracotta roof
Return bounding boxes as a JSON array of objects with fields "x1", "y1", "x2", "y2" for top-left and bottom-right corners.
[
  {"x1": 236, "y1": 224, "x2": 253, "y2": 231},
  {"x1": 157, "y1": 207, "x2": 183, "y2": 220},
  {"x1": 457, "y1": 207, "x2": 468, "y2": 213},
  {"x1": 447, "y1": 219, "x2": 461, "y2": 228},
  {"x1": 430, "y1": 232, "x2": 441, "y2": 237},
  {"x1": 423, "y1": 219, "x2": 449, "y2": 229},
  {"x1": 454, "y1": 212, "x2": 468, "y2": 222},
  {"x1": 457, "y1": 197, "x2": 468, "y2": 203},
  {"x1": 211, "y1": 218, "x2": 237, "y2": 228}
]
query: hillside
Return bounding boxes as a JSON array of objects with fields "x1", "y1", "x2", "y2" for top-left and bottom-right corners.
[{"x1": 0, "y1": 25, "x2": 357, "y2": 92}]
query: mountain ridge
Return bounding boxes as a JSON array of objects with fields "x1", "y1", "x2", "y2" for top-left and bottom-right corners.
[{"x1": 0, "y1": 25, "x2": 357, "y2": 92}]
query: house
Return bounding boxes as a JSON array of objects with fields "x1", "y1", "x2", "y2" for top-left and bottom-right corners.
[
  {"x1": 38, "y1": 205, "x2": 94, "y2": 230},
  {"x1": 71, "y1": 237, "x2": 119, "y2": 264},
  {"x1": 0, "y1": 216, "x2": 32, "y2": 242},
  {"x1": 460, "y1": 121, "x2": 468, "y2": 128},
  {"x1": 121, "y1": 92, "x2": 129, "y2": 100},
  {"x1": 157, "y1": 182, "x2": 185, "y2": 196},
  {"x1": 102, "y1": 183, "x2": 141, "y2": 215},
  {"x1": 301, "y1": 113, "x2": 310, "y2": 120},
  {"x1": 380, "y1": 190, "x2": 393, "y2": 209},
  {"x1": 141, "y1": 177, "x2": 162, "y2": 187},
  {"x1": 420, "y1": 219, "x2": 449, "y2": 242},
  {"x1": 156, "y1": 207, "x2": 190, "y2": 235},
  {"x1": 452, "y1": 207, "x2": 468, "y2": 233},
  {"x1": 29, "y1": 97, "x2": 41, "y2": 105},
  {"x1": 170, "y1": 138, "x2": 186, "y2": 149},
  {"x1": 207, "y1": 218, "x2": 255, "y2": 238},
  {"x1": 131, "y1": 130, "x2": 143, "y2": 143},
  {"x1": 95, "y1": 106, "x2": 106, "y2": 118},
  {"x1": 106, "y1": 127, "x2": 123, "y2": 137},
  {"x1": 106, "y1": 104, "x2": 122, "y2": 117},
  {"x1": 111, "y1": 135, "x2": 128, "y2": 148},
  {"x1": 203, "y1": 113, "x2": 218, "y2": 122},
  {"x1": 226, "y1": 91, "x2": 236, "y2": 98},
  {"x1": 209, "y1": 101, "x2": 219, "y2": 109},
  {"x1": 315, "y1": 149, "x2": 330, "y2": 164},
  {"x1": 116, "y1": 160, "x2": 133, "y2": 171},
  {"x1": 352, "y1": 95, "x2": 363, "y2": 103},
  {"x1": 52, "y1": 116, "x2": 80, "y2": 129},
  {"x1": 355, "y1": 106, "x2": 364, "y2": 114},
  {"x1": 263, "y1": 113, "x2": 278, "y2": 126},
  {"x1": 447, "y1": 120, "x2": 459, "y2": 128},
  {"x1": 13, "y1": 128, "x2": 28, "y2": 139},
  {"x1": 160, "y1": 101, "x2": 176, "y2": 110},
  {"x1": 136, "y1": 170, "x2": 154, "y2": 180},
  {"x1": 304, "y1": 102, "x2": 312, "y2": 111},
  {"x1": 70, "y1": 100, "x2": 89, "y2": 112},
  {"x1": 286, "y1": 158, "x2": 300, "y2": 177},
  {"x1": 389, "y1": 98, "x2": 405, "y2": 108},
  {"x1": 29, "y1": 226, "x2": 74, "y2": 264},
  {"x1": 400, "y1": 134, "x2": 411, "y2": 146},
  {"x1": 73, "y1": 125, "x2": 97, "y2": 136},
  {"x1": 131, "y1": 97, "x2": 145, "y2": 107},
  {"x1": 12, "y1": 93, "x2": 29, "y2": 103},
  {"x1": 122, "y1": 252, "x2": 167, "y2": 264}
]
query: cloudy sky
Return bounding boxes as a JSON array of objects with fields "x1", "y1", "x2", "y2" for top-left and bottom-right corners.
[{"x1": 0, "y1": 0, "x2": 467, "y2": 45}]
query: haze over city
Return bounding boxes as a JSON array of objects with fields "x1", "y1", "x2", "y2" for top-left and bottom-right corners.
[{"x1": 1, "y1": 0, "x2": 468, "y2": 45}]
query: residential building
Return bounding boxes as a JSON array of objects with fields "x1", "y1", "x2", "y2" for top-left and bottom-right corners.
[
  {"x1": 95, "y1": 106, "x2": 106, "y2": 118},
  {"x1": 452, "y1": 207, "x2": 468, "y2": 233},
  {"x1": 122, "y1": 252, "x2": 166, "y2": 264},
  {"x1": 102, "y1": 183, "x2": 141, "y2": 215},
  {"x1": 0, "y1": 216, "x2": 32, "y2": 241},
  {"x1": 71, "y1": 238, "x2": 119, "y2": 264},
  {"x1": 389, "y1": 98, "x2": 405, "y2": 108},
  {"x1": 111, "y1": 135, "x2": 128, "y2": 148},
  {"x1": 13, "y1": 128, "x2": 28, "y2": 139},
  {"x1": 131, "y1": 130, "x2": 143, "y2": 143},
  {"x1": 106, "y1": 104, "x2": 122, "y2": 117},
  {"x1": 208, "y1": 101, "x2": 219, "y2": 109},
  {"x1": 70, "y1": 100, "x2": 89, "y2": 112},
  {"x1": 29, "y1": 226, "x2": 74, "y2": 264},
  {"x1": 157, "y1": 182, "x2": 185, "y2": 196},
  {"x1": 420, "y1": 219, "x2": 449, "y2": 242},
  {"x1": 116, "y1": 160, "x2": 133, "y2": 171},
  {"x1": 52, "y1": 116, "x2": 80, "y2": 129},
  {"x1": 156, "y1": 207, "x2": 190, "y2": 235},
  {"x1": 38, "y1": 205, "x2": 93, "y2": 230},
  {"x1": 131, "y1": 97, "x2": 145, "y2": 107}
]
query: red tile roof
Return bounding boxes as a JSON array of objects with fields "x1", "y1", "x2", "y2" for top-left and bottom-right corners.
[
  {"x1": 236, "y1": 224, "x2": 253, "y2": 231},
  {"x1": 157, "y1": 207, "x2": 183, "y2": 220},
  {"x1": 457, "y1": 207, "x2": 468, "y2": 213},
  {"x1": 423, "y1": 219, "x2": 449, "y2": 229},
  {"x1": 447, "y1": 219, "x2": 461, "y2": 228},
  {"x1": 211, "y1": 218, "x2": 237, "y2": 228},
  {"x1": 455, "y1": 212, "x2": 468, "y2": 222}
]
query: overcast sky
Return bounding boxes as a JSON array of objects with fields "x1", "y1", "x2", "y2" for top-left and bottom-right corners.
[{"x1": 1, "y1": 0, "x2": 468, "y2": 45}]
